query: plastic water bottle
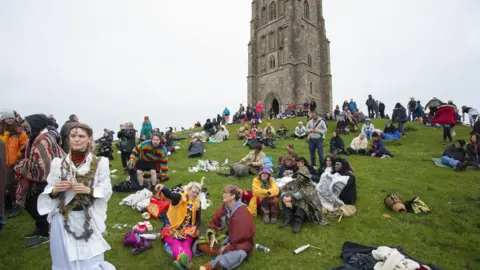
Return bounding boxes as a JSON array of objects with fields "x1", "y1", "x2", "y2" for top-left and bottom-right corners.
[
  {"x1": 255, "y1": 243, "x2": 270, "y2": 252},
  {"x1": 293, "y1": 244, "x2": 311, "y2": 254}
]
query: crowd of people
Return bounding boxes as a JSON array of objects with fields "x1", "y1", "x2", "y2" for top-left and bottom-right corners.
[{"x1": 0, "y1": 93, "x2": 478, "y2": 269}]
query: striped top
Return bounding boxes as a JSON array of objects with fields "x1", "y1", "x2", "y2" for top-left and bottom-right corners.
[{"x1": 130, "y1": 140, "x2": 168, "y2": 176}]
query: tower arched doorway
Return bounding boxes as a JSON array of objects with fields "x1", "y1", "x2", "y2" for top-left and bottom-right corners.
[{"x1": 271, "y1": 98, "x2": 279, "y2": 116}]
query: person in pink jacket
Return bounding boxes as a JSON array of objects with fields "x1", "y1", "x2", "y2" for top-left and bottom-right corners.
[{"x1": 256, "y1": 101, "x2": 263, "y2": 120}]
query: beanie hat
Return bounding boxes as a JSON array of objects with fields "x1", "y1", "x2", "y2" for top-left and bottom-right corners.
[
  {"x1": 0, "y1": 109, "x2": 15, "y2": 120},
  {"x1": 258, "y1": 167, "x2": 272, "y2": 176}
]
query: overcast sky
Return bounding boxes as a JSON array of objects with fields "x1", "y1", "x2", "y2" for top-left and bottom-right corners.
[{"x1": 1, "y1": 0, "x2": 479, "y2": 138}]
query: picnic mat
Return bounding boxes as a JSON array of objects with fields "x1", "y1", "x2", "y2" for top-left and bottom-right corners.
[{"x1": 431, "y1": 158, "x2": 450, "y2": 168}]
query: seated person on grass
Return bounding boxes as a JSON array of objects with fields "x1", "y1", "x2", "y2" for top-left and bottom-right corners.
[
  {"x1": 279, "y1": 167, "x2": 327, "y2": 233},
  {"x1": 465, "y1": 133, "x2": 480, "y2": 170},
  {"x1": 347, "y1": 133, "x2": 368, "y2": 155},
  {"x1": 366, "y1": 132, "x2": 394, "y2": 158},
  {"x1": 237, "y1": 124, "x2": 250, "y2": 140},
  {"x1": 296, "y1": 157, "x2": 317, "y2": 182},
  {"x1": 219, "y1": 143, "x2": 266, "y2": 177},
  {"x1": 128, "y1": 133, "x2": 168, "y2": 188},
  {"x1": 361, "y1": 118, "x2": 375, "y2": 140},
  {"x1": 262, "y1": 123, "x2": 276, "y2": 148},
  {"x1": 277, "y1": 123, "x2": 289, "y2": 139},
  {"x1": 278, "y1": 155, "x2": 299, "y2": 178},
  {"x1": 316, "y1": 157, "x2": 357, "y2": 212},
  {"x1": 441, "y1": 140, "x2": 468, "y2": 171},
  {"x1": 330, "y1": 131, "x2": 345, "y2": 156},
  {"x1": 196, "y1": 185, "x2": 255, "y2": 270},
  {"x1": 154, "y1": 182, "x2": 202, "y2": 270},
  {"x1": 248, "y1": 167, "x2": 280, "y2": 224},
  {"x1": 292, "y1": 122, "x2": 307, "y2": 138}
]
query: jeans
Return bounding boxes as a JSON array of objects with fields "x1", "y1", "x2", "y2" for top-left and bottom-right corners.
[
  {"x1": 363, "y1": 129, "x2": 373, "y2": 140},
  {"x1": 308, "y1": 138, "x2": 324, "y2": 167},
  {"x1": 408, "y1": 109, "x2": 415, "y2": 121},
  {"x1": 441, "y1": 156, "x2": 460, "y2": 168},
  {"x1": 368, "y1": 107, "x2": 374, "y2": 118}
]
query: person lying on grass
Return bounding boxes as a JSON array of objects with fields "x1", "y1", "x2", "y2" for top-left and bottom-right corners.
[
  {"x1": 248, "y1": 167, "x2": 280, "y2": 224},
  {"x1": 367, "y1": 132, "x2": 394, "y2": 158},
  {"x1": 441, "y1": 140, "x2": 468, "y2": 171},
  {"x1": 347, "y1": 133, "x2": 368, "y2": 155},
  {"x1": 196, "y1": 185, "x2": 255, "y2": 270},
  {"x1": 154, "y1": 182, "x2": 202, "y2": 270}
]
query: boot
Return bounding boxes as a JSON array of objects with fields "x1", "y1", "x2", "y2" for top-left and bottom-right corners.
[
  {"x1": 262, "y1": 214, "x2": 270, "y2": 224},
  {"x1": 7, "y1": 204, "x2": 21, "y2": 219},
  {"x1": 292, "y1": 218, "x2": 303, "y2": 233},
  {"x1": 279, "y1": 216, "x2": 291, "y2": 229}
]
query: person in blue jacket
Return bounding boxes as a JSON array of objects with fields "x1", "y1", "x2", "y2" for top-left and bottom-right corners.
[
  {"x1": 348, "y1": 99, "x2": 358, "y2": 113},
  {"x1": 223, "y1": 107, "x2": 231, "y2": 124}
]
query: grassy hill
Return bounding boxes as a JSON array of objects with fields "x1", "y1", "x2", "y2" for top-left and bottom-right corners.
[{"x1": 1, "y1": 117, "x2": 479, "y2": 270}]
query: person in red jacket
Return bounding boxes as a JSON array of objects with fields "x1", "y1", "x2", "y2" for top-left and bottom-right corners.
[
  {"x1": 431, "y1": 104, "x2": 457, "y2": 144},
  {"x1": 198, "y1": 185, "x2": 256, "y2": 270}
]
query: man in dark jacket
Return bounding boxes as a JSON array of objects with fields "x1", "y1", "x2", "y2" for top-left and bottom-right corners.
[
  {"x1": 392, "y1": 103, "x2": 408, "y2": 136},
  {"x1": 330, "y1": 132, "x2": 345, "y2": 156},
  {"x1": 117, "y1": 123, "x2": 137, "y2": 172},
  {"x1": 378, "y1": 102, "x2": 386, "y2": 119},
  {"x1": 441, "y1": 140, "x2": 467, "y2": 171},
  {"x1": 407, "y1": 97, "x2": 417, "y2": 121},
  {"x1": 309, "y1": 98, "x2": 317, "y2": 112},
  {"x1": 365, "y1": 95, "x2": 375, "y2": 118},
  {"x1": 59, "y1": 114, "x2": 78, "y2": 153}
]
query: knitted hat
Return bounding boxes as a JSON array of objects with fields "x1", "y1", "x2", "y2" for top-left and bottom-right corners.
[
  {"x1": 258, "y1": 167, "x2": 272, "y2": 176},
  {"x1": 0, "y1": 109, "x2": 15, "y2": 120}
]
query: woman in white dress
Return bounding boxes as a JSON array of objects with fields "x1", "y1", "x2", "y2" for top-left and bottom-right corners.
[{"x1": 38, "y1": 123, "x2": 115, "y2": 270}]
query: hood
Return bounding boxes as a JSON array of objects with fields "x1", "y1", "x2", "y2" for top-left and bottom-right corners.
[
  {"x1": 227, "y1": 200, "x2": 246, "y2": 217},
  {"x1": 25, "y1": 114, "x2": 49, "y2": 138}
]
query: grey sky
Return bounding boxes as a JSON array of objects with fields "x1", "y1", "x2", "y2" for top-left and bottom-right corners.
[{"x1": 1, "y1": 0, "x2": 479, "y2": 138}]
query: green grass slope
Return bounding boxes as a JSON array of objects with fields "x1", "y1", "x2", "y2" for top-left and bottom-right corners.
[{"x1": 1, "y1": 118, "x2": 479, "y2": 270}]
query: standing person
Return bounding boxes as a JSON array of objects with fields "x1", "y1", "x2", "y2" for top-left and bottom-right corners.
[
  {"x1": 431, "y1": 103, "x2": 457, "y2": 145},
  {"x1": 140, "y1": 116, "x2": 152, "y2": 140},
  {"x1": 392, "y1": 103, "x2": 408, "y2": 137},
  {"x1": 14, "y1": 114, "x2": 65, "y2": 247},
  {"x1": 462, "y1": 106, "x2": 479, "y2": 127},
  {"x1": 255, "y1": 101, "x2": 263, "y2": 120},
  {"x1": 128, "y1": 133, "x2": 168, "y2": 188},
  {"x1": 246, "y1": 105, "x2": 253, "y2": 121},
  {"x1": 37, "y1": 123, "x2": 115, "y2": 269},
  {"x1": 196, "y1": 185, "x2": 255, "y2": 270},
  {"x1": 378, "y1": 102, "x2": 386, "y2": 119},
  {"x1": 407, "y1": 97, "x2": 417, "y2": 121},
  {"x1": 223, "y1": 107, "x2": 231, "y2": 124},
  {"x1": 239, "y1": 104, "x2": 245, "y2": 115},
  {"x1": 155, "y1": 182, "x2": 202, "y2": 270},
  {"x1": 117, "y1": 122, "x2": 137, "y2": 173},
  {"x1": 373, "y1": 100, "x2": 380, "y2": 119},
  {"x1": 306, "y1": 112, "x2": 327, "y2": 168},
  {"x1": 309, "y1": 98, "x2": 317, "y2": 112},
  {"x1": 416, "y1": 101, "x2": 424, "y2": 121},
  {"x1": 60, "y1": 114, "x2": 79, "y2": 153},
  {"x1": 0, "y1": 140, "x2": 6, "y2": 230},
  {"x1": 0, "y1": 108, "x2": 28, "y2": 218},
  {"x1": 303, "y1": 100, "x2": 310, "y2": 116},
  {"x1": 365, "y1": 95, "x2": 375, "y2": 118}
]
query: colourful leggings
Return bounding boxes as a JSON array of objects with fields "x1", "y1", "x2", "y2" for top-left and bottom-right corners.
[{"x1": 163, "y1": 236, "x2": 193, "y2": 261}]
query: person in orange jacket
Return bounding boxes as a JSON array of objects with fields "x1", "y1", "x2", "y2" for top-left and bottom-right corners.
[
  {"x1": 0, "y1": 109, "x2": 28, "y2": 218},
  {"x1": 249, "y1": 167, "x2": 279, "y2": 224}
]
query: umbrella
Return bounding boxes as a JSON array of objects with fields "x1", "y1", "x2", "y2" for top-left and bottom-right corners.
[{"x1": 425, "y1": 98, "x2": 443, "y2": 108}]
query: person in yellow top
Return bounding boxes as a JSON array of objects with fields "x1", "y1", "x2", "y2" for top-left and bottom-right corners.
[
  {"x1": 249, "y1": 167, "x2": 279, "y2": 224},
  {"x1": 155, "y1": 182, "x2": 201, "y2": 270}
]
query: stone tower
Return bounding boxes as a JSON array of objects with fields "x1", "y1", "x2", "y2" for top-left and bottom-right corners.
[{"x1": 247, "y1": 0, "x2": 332, "y2": 115}]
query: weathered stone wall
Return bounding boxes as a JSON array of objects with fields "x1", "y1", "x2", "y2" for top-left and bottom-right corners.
[{"x1": 248, "y1": 0, "x2": 332, "y2": 113}]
